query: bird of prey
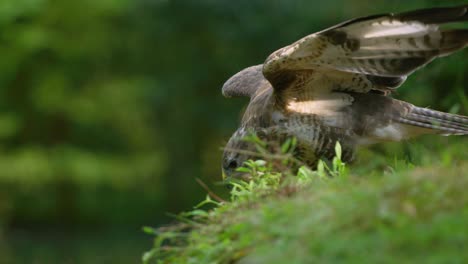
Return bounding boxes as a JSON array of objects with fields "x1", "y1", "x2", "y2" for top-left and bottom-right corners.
[{"x1": 221, "y1": 5, "x2": 468, "y2": 178}]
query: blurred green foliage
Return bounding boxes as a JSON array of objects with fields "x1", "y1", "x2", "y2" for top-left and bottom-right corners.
[
  {"x1": 0, "y1": 0, "x2": 168, "y2": 230},
  {"x1": 0, "y1": 0, "x2": 466, "y2": 263}
]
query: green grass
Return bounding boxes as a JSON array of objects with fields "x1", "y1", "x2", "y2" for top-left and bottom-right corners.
[{"x1": 143, "y1": 140, "x2": 468, "y2": 264}]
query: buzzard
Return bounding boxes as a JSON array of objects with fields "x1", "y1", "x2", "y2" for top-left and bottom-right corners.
[{"x1": 222, "y1": 5, "x2": 468, "y2": 178}]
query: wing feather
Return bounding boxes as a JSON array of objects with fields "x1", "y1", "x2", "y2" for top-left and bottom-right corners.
[
  {"x1": 263, "y1": 5, "x2": 468, "y2": 84},
  {"x1": 222, "y1": 65, "x2": 266, "y2": 98}
]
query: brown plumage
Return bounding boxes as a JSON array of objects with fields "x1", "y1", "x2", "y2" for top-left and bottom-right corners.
[{"x1": 222, "y1": 5, "x2": 468, "y2": 177}]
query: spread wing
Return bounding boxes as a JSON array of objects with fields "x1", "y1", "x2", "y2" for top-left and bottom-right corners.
[{"x1": 263, "y1": 5, "x2": 468, "y2": 93}]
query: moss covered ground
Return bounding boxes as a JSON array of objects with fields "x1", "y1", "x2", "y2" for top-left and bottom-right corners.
[{"x1": 144, "y1": 139, "x2": 468, "y2": 264}]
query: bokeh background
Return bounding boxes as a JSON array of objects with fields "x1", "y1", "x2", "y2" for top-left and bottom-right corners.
[{"x1": 0, "y1": 0, "x2": 466, "y2": 263}]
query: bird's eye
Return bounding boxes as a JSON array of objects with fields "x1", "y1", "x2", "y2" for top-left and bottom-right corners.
[{"x1": 227, "y1": 160, "x2": 238, "y2": 170}]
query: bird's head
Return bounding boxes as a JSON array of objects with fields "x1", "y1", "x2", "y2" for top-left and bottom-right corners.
[{"x1": 222, "y1": 128, "x2": 258, "y2": 179}]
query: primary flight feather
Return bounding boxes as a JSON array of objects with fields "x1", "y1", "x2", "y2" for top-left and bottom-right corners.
[{"x1": 222, "y1": 5, "x2": 468, "y2": 177}]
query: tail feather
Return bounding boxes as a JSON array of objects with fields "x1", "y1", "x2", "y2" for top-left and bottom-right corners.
[
  {"x1": 411, "y1": 107, "x2": 468, "y2": 124},
  {"x1": 407, "y1": 113, "x2": 467, "y2": 131},
  {"x1": 398, "y1": 106, "x2": 468, "y2": 135}
]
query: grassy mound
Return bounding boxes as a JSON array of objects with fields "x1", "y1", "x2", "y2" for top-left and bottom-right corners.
[{"x1": 144, "y1": 143, "x2": 468, "y2": 263}]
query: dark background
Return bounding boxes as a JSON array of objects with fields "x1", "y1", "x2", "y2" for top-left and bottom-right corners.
[{"x1": 0, "y1": 0, "x2": 466, "y2": 263}]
